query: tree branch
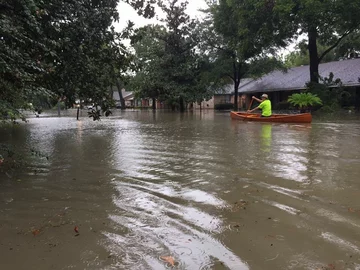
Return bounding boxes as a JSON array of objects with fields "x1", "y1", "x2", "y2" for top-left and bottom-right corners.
[
  {"x1": 226, "y1": 74, "x2": 235, "y2": 81},
  {"x1": 318, "y1": 27, "x2": 358, "y2": 62}
]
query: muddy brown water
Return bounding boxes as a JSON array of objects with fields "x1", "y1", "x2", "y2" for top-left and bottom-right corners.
[{"x1": 1, "y1": 111, "x2": 360, "y2": 270}]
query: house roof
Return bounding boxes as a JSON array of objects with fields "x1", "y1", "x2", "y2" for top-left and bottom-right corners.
[
  {"x1": 215, "y1": 78, "x2": 253, "y2": 95},
  {"x1": 237, "y1": 58, "x2": 360, "y2": 94},
  {"x1": 112, "y1": 89, "x2": 133, "y2": 101}
]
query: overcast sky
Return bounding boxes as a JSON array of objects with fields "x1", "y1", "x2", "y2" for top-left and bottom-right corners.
[
  {"x1": 114, "y1": 0, "x2": 295, "y2": 55},
  {"x1": 114, "y1": 0, "x2": 209, "y2": 32}
]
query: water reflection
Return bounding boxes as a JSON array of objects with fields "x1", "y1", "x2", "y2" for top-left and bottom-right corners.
[
  {"x1": 260, "y1": 124, "x2": 272, "y2": 153},
  {"x1": 268, "y1": 124, "x2": 311, "y2": 183},
  {"x1": 1, "y1": 113, "x2": 360, "y2": 270},
  {"x1": 107, "y1": 116, "x2": 249, "y2": 269}
]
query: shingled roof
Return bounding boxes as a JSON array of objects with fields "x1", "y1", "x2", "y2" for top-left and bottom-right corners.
[
  {"x1": 215, "y1": 78, "x2": 253, "y2": 95},
  {"x1": 237, "y1": 58, "x2": 360, "y2": 94}
]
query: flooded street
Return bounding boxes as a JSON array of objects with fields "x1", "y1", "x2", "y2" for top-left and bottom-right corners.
[{"x1": 1, "y1": 111, "x2": 360, "y2": 270}]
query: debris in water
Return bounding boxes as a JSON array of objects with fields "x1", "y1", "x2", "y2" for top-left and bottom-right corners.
[
  {"x1": 265, "y1": 254, "x2": 279, "y2": 261},
  {"x1": 232, "y1": 200, "x2": 248, "y2": 211},
  {"x1": 74, "y1": 226, "x2": 80, "y2": 236},
  {"x1": 32, "y1": 229, "x2": 40, "y2": 236},
  {"x1": 160, "y1": 256, "x2": 176, "y2": 267},
  {"x1": 348, "y1": 208, "x2": 356, "y2": 213}
]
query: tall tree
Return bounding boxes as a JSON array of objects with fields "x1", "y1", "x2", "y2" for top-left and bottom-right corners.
[
  {"x1": 277, "y1": 0, "x2": 360, "y2": 83},
  {"x1": 129, "y1": 25, "x2": 167, "y2": 109},
  {"x1": 158, "y1": 0, "x2": 210, "y2": 112},
  {"x1": 129, "y1": 1, "x2": 215, "y2": 112},
  {"x1": 0, "y1": 0, "x2": 52, "y2": 120},
  {"x1": 1, "y1": 0, "x2": 158, "y2": 121},
  {"x1": 284, "y1": 41, "x2": 341, "y2": 68},
  {"x1": 202, "y1": 0, "x2": 290, "y2": 110}
]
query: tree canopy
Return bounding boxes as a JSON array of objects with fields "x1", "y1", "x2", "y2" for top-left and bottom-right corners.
[
  {"x1": 196, "y1": 0, "x2": 288, "y2": 110},
  {"x1": 2, "y1": 0, "x2": 360, "y2": 119},
  {"x1": 0, "y1": 0, "x2": 156, "y2": 120},
  {"x1": 129, "y1": 0, "x2": 215, "y2": 111},
  {"x1": 276, "y1": 0, "x2": 360, "y2": 83}
]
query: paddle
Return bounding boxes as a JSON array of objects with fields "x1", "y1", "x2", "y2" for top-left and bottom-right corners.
[{"x1": 247, "y1": 97, "x2": 254, "y2": 113}]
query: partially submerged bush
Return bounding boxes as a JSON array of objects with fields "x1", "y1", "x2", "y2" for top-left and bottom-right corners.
[{"x1": 288, "y1": 93, "x2": 323, "y2": 112}]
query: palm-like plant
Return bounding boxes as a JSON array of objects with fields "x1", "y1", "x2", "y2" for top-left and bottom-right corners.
[{"x1": 288, "y1": 93, "x2": 322, "y2": 112}]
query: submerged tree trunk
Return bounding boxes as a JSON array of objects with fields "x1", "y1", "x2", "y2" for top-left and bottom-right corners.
[
  {"x1": 152, "y1": 98, "x2": 156, "y2": 111},
  {"x1": 233, "y1": 60, "x2": 242, "y2": 111},
  {"x1": 234, "y1": 79, "x2": 241, "y2": 111},
  {"x1": 179, "y1": 96, "x2": 185, "y2": 112},
  {"x1": 308, "y1": 26, "x2": 320, "y2": 84},
  {"x1": 57, "y1": 98, "x2": 61, "y2": 117},
  {"x1": 115, "y1": 80, "x2": 126, "y2": 110}
]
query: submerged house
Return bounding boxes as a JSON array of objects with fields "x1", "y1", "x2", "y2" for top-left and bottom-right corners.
[
  {"x1": 193, "y1": 79, "x2": 253, "y2": 110},
  {"x1": 112, "y1": 89, "x2": 135, "y2": 108},
  {"x1": 237, "y1": 58, "x2": 360, "y2": 110}
]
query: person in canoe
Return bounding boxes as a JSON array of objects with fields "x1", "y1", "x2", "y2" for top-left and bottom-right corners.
[{"x1": 247, "y1": 94, "x2": 272, "y2": 117}]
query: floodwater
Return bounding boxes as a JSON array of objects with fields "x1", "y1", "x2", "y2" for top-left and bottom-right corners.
[{"x1": 1, "y1": 111, "x2": 360, "y2": 270}]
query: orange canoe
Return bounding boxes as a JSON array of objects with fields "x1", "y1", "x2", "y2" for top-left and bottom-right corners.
[{"x1": 230, "y1": 111, "x2": 312, "y2": 123}]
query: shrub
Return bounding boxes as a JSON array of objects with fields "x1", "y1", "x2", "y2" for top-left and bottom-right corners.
[
  {"x1": 288, "y1": 93, "x2": 323, "y2": 112},
  {"x1": 52, "y1": 102, "x2": 66, "y2": 110}
]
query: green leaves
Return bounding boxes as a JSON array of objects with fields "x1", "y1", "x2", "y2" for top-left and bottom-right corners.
[
  {"x1": 1, "y1": 0, "x2": 159, "y2": 121},
  {"x1": 288, "y1": 93, "x2": 323, "y2": 109},
  {"x1": 276, "y1": 0, "x2": 360, "y2": 83},
  {"x1": 198, "y1": 0, "x2": 287, "y2": 110},
  {"x1": 129, "y1": 1, "x2": 215, "y2": 111}
]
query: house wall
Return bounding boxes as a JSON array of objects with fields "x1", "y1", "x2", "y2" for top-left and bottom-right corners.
[
  {"x1": 242, "y1": 90, "x2": 301, "y2": 110},
  {"x1": 193, "y1": 97, "x2": 215, "y2": 109},
  {"x1": 215, "y1": 95, "x2": 232, "y2": 104},
  {"x1": 340, "y1": 86, "x2": 360, "y2": 109}
]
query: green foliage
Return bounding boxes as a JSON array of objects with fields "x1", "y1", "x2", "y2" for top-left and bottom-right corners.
[
  {"x1": 284, "y1": 42, "x2": 340, "y2": 68},
  {"x1": 276, "y1": 0, "x2": 360, "y2": 82},
  {"x1": 129, "y1": 25, "x2": 167, "y2": 102},
  {"x1": 198, "y1": 0, "x2": 289, "y2": 110},
  {"x1": 306, "y1": 72, "x2": 351, "y2": 111},
  {"x1": 288, "y1": 93, "x2": 322, "y2": 110},
  {"x1": 129, "y1": 0, "x2": 215, "y2": 111},
  {"x1": 1, "y1": 0, "x2": 157, "y2": 121},
  {"x1": 335, "y1": 32, "x2": 360, "y2": 59},
  {"x1": 52, "y1": 102, "x2": 65, "y2": 111},
  {"x1": 0, "y1": 0, "x2": 49, "y2": 121}
]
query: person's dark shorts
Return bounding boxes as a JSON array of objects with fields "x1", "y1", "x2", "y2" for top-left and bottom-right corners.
[{"x1": 261, "y1": 115, "x2": 271, "y2": 117}]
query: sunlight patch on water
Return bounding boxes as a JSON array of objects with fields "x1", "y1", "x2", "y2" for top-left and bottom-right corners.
[{"x1": 321, "y1": 232, "x2": 360, "y2": 254}]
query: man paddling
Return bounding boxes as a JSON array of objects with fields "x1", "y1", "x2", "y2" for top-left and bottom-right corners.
[{"x1": 247, "y1": 94, "x2": 272, "y2": 117}]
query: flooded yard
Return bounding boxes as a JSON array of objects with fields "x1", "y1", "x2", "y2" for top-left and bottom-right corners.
[{"x1": 1, "y1": 111, "x2": 360, "y2": 269}]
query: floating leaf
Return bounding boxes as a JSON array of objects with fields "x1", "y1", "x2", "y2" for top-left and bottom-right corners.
[{"x1": 160, "y1": 256, "x2": 175, "y2": 267}]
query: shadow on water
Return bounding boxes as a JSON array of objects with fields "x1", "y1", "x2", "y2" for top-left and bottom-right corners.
[{"x1": 1, "y1": 111, "x2": 360, "y2": 269}]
